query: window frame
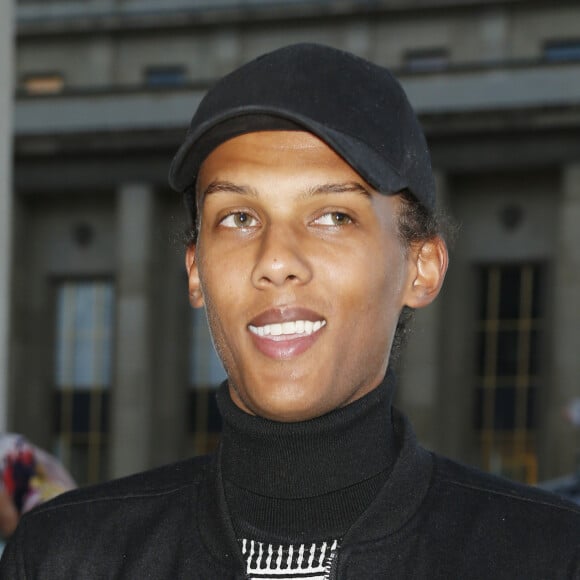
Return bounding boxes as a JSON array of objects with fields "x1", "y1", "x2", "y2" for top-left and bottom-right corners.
[
  {"x1": 51, "y1": 276, "x2": 116, "y2": 485},
  {"x1": 473, "y1": 262, "x2": 546, "y2": 484}
]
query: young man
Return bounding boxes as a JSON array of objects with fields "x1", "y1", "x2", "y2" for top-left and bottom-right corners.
[{"x1": 2, "y1": 43, "x2": 580, "y2": 579}]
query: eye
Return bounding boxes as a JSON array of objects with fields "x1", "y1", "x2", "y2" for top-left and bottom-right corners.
[
  {"x1": 220, "y1": 211, "x2": 258, "y2": 228},
  {"x1": 314, "y1": 212, "x2": 353, "y2": 226}
]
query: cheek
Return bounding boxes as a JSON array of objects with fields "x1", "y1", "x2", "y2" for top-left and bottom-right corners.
[
  {"x1": 350, "y1": 249, "x2": 408, "y2": 332},
  {"x1": 332, "y1": 242, "x2": 406, "y2": 302},
  {"x1": 201, "y1": 292, "x2": 240, "y2": 382},
  {"x1": 197, "y1": 251, "x2": 254, "y2": 363},
  {"x1": 196, "y1": 256, "x2": 232, "y2": 351}
]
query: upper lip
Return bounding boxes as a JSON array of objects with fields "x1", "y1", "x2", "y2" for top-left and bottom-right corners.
[{"x1": 249, "y1": 307, "x2": 325, "y2": 327}]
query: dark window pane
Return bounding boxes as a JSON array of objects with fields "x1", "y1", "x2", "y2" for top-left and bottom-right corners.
[
  {"x1": 69, "y1": 441, "x2": 89, "y2": 486},
  {"x1": 72, "y1": 392, "x2": 91, "y2": 433},
  {"x1": 53, "y1": 392, "x2": 62, "y2": 433},
  {"x1": 531, "y1": 266, "x2": 543, "y2": 318},
  {"x1": 53, "y1": 391, "x2": 73, "y2": 434},
  {"x1": 497, "y1": 331, "x2": 519, "y2": 376},
  {"x1": 544, "y1": 41, "x2": 580, "y2": 62},
  {"x1": 99, "y1": 444, "x2": 109, "y2": 483},
  {"x1": 477, "y1": 268, "x2": 490, "y2": 319},
  {"x1": 499, "y1": 267, "x2": 520, "y2": 320},
  {"x1": 529, "y1": 330, "x2": 542, "y2": 375},
  {"x1": 476, "y1": 331, "x2": 487, "y2": 376},
  {"x1": 474, "y1": 386, "x2": 485, "y2": 430},
  {"x1": 494, "y1": 387, "x2": 516, "y2": 430},
  {"x1": 404, "y1": 49, "x2": 449, "y2": 72},
  {"x1": 100, "y1": 392, "x2": 110, "y2": 432},
  {"x1": 145, "y1": 66, "x2": 186, "y2": 87},
  {"x1": 526, "y1": 387, "x2": 537, "y2": 430},
  {"x1": 53, "y1": 391, "x2": 108, "y2": 435}
]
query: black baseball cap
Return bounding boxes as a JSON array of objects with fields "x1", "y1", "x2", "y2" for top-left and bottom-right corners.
[{"x1": 169, "y1": 43, "x2": 435, "y2": 211}]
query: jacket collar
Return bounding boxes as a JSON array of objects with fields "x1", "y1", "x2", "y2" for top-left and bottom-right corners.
[
  {"x1": 196, "y1": 408, "x2": 433, "y2": 568},
  {"x1": 341, "y1": 410, "x2": 433, "y2": 544}
]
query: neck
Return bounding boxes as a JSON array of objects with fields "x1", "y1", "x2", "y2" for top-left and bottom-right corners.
[{"x1": 217, "y1": 371, "x2": 399, "y2": 540}]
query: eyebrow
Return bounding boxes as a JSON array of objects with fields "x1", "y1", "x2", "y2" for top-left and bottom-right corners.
[
  {"x1": 302, "y1": 181, "x2": 372, "y2": 198},
  {"x1": 200, "y1": 180, "x2": 371, "y2": 200},
  {"x1": 200, "y1": 180, "x2": 258, "y2": 199}
]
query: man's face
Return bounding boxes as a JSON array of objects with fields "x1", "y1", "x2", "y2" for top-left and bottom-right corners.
[{"x1": 187, "y1": 131, "x2": 421, "y2": 421}]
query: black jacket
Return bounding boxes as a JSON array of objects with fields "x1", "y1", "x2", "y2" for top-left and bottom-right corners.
[{"x1": 1, "y1": 413, "x2": 579, "y2": 579}]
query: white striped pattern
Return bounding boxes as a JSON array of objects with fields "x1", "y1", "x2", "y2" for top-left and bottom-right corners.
[{"x1": 240, "y1": 538, "x2": 339, "y2": 580}]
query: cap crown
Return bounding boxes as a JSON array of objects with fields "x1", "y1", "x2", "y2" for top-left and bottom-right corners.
[{"x1": 169, "y1": 43, "x2": 435, "y2": 210}]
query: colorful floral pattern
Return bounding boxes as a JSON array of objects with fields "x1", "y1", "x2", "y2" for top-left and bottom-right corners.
[{"x1": 0, "y1": 434, "x2": 75, "y2": 514}]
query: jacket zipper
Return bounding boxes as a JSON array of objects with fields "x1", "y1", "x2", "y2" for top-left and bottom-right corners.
[{"x1": 326, "y1": 551, "x2": 339, "y2": 580}]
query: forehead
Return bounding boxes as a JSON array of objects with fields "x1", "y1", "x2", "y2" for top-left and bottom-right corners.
[{"x1": 196, "y1": 130, "x2": 371, "y2": 192}]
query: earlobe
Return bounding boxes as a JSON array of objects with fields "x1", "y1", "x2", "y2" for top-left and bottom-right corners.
[
  {"x1": 405, "y1": 237, "x2": 448, "y2": 309},
  {"x1": 185, "y1": 245, "x2": 205, "y2": 308}
]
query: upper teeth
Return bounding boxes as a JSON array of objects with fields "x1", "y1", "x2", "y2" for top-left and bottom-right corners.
[{"x1": 249, "y1": 320, "x2": 326, "y2": 337}]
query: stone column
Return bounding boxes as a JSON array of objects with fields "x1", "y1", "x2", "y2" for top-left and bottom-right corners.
[
  {"x1": 398, "y1": 171, "x2": 448, "y2": 450},
  {"x1": 0, "y1": 0, "x2": 15, "y2": 432},
  {"x1": 543, "y1": 164, "x2": 580, "y2": 478},
  {"x1": 110, "y1": 183, "x2": 156, "y2": 478}
]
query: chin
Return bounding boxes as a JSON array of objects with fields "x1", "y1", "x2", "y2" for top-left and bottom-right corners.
[
  {"x1": 259, "y1": 406, "x2": 321, "y2": 423},
  {"x1": 251, "y1": 390, "x2": 327, "y2": 423}
]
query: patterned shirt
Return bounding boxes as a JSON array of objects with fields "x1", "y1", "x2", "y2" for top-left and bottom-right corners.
[{"x1": 240, "y1": 538, "x2": 339, "y2": 580}]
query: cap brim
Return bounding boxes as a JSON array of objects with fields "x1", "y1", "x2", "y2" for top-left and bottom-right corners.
[{"x1": 168, "y1": 107, "x2": 408, "y2": 197}]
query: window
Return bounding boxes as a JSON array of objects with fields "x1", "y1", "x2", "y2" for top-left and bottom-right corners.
[
  {"x1": 474, "y1": 264, "x2": 544, "y2": 484},
  {"x1": 21, "y1": 73, "x2": 64, "y2": 95},
  {"x1": 188, "y1": 308, "x2": 226, "y2": 455},
  {"x1": 403, "y1": 49, "x2": 449, "y2": 72},
  {"x1": 144, "y1": 65, "x2": 186, "y2": 87},
  {"x1": 544, "y1": 40, "x2": 580, "y2": 63},
  {"x1": 54, "y1": 281, "x2": 115, "y2": 485}
]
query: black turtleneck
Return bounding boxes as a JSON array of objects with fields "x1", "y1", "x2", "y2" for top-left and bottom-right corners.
[{"x1": 217, "y1": 370, "x2": 399, "y2": 544}]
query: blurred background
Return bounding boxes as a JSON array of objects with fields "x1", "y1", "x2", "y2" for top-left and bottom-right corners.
[{"x1": 0, "y1": 0, "x2": 579, "y2": 491}]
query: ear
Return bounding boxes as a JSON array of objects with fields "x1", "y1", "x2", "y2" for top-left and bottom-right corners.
[
  {"x1": 404, "y1": 236, "x2": 448, "y2": 309},
  {"x1": 185, "y1": 245, "x2": 205, "y2": 308}
]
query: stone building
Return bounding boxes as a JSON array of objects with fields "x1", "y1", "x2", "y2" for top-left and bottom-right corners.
[
  {"x1": 8, "y1": 0, "x2": 580, "y2": 486},
  {"x1": 0, "y1": 0, "x2": 15, "y2": 433}
]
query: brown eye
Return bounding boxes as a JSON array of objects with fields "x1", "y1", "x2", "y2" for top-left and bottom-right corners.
[
  {"x1": 331, "y1": 212, "x2": 352, "y2": 225},
  {"x1": 220, "y1": 212, "x2": 258, "y2": 228},
  {"x1": 314, "y1": 212, "x2": 353, "y2": 226}
]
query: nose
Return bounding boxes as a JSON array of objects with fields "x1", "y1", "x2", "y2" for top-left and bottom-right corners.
[{"x1": 250, "y1": 224, "x2": 313, "y2": 289}]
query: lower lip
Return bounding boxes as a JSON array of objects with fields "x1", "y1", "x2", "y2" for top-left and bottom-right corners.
[{"x1": 248, "y1": 328, "x2": 324, "y2": 360}]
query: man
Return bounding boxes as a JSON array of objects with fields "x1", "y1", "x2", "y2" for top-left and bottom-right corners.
[{"x1": 2, "y1": 43, "x2": 580, "y2": 579}]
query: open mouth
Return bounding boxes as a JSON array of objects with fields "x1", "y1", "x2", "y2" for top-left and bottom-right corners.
[{"x1": 248, "y1": 320, "x2": 326, "y2": 338}]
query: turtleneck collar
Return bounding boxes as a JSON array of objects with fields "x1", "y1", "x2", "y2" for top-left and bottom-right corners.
[{"x1": 217, "y1": 369, "x2": 398, "y2": 500}]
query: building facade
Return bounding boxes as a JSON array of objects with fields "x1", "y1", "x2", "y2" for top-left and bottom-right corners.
[
  {"x1": 8, "y1": 0, "x2": 580, "y2": 486},
  {"x1": 0, "y1": 0, "x2": 15, "y2": 434}
]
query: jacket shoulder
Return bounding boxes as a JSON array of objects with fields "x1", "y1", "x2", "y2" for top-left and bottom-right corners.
[
  {"x1": 433, "y1": 452, "x2": 580, "y2": 517},
  {"x1": 0, "y1": 455, "x2": 220, "y2": 579},
  {"x1": 415, "y1": 453, "x2": 580, "y2": 577},
  {"x1": 30, "y1": 454, "x2": 212, "y2": 514}
]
